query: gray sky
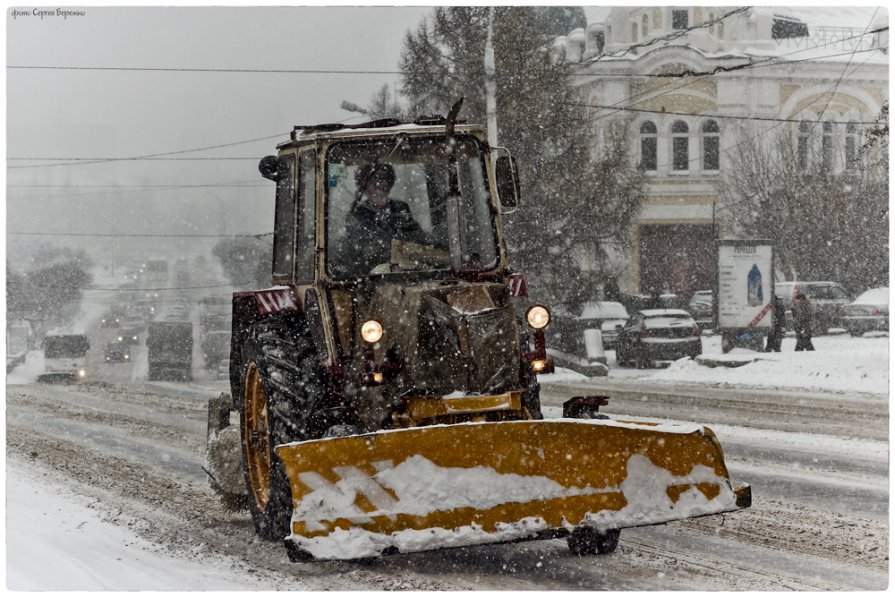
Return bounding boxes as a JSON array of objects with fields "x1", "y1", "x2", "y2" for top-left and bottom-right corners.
[{"x1": 6, "y1": 6, "x2": 436, "y2": 261}]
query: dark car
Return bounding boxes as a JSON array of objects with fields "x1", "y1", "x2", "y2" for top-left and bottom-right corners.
[
  {"x1": 104, "y1": 342, "x2": 130, "y2": 363},
  {"x1": 615, "y1": 309, "x2": 702, "y2": 368},
  {"x1": 687, "y1": 290, "x2": 713, "y2": 328},
  {"x1": 100, "y1": 311, "x2": 121, "y2": 328},
  {"x1": 624, "y1": 293, "x2": 682, "y2": 313},
  {"x1": 841, "y1": 287, "x2": 888, "y2": 336},
  {"x1": 117, "y1": 316, "x2": 144, "y2": 345}
]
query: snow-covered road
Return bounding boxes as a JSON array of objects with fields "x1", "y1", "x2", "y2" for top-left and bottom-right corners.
[{"x1": 5, "y1": 332, "x2": 888, "y2": 589}]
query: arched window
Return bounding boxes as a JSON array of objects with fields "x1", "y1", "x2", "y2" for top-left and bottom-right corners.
[
  {"x1": 631, "y1": 22, "x2": 638, "y2": 42},
  {"x1": 718, "y1": 22, "x2": 724, "y2": 39},
  {"x1": 702, "y1": 120, "x2": 720, "y2": 171},
  {"x1": 640, "y1": 121, "x2": 657, "y2": 171},
  {"x1": 671, "y1": 120, "x2": 689, "y2": 171},
  {"x1": 797, "y1": 121, "x2": 811, "y2": 171},
  {"x1": 708, "y1": 13, "x2": 715, "y2": 35},
  {"x1": 845, "y1": 121, "x2": 859, "y2": 172},
  {"x1": 642, "y1": 15, "x2": 649, "y2": 38},
  {"x1": 821, "y1": 121, "x2": 833, "y2": 171}
]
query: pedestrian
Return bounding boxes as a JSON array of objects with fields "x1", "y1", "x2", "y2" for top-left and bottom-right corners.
[
  {"x1": 791, "y1": 292, "x2": 815, "y2": 351},
  {"x1": 764, "y1": 295, "x2": 786, "y2": 352},
  {"x1": 645, "y1": 289, "x2": 662, "y2": 309}
]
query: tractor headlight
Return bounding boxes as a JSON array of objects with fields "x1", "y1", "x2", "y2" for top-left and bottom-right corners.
[
  {"x1": 361, "y1": 320, "x2": 384, "y2": 344},
  {"x1": 526, "y1": 305, "x2": 550, "y2": 330}
]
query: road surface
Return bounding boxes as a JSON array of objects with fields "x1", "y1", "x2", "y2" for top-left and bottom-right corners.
[{"x1": 6, "y1": 367, "x2": 887, "y2": 590}]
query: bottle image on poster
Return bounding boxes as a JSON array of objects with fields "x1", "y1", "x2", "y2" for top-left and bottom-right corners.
[{"x1": 747, "y1": 264, "x2": 763, "y2": 307}]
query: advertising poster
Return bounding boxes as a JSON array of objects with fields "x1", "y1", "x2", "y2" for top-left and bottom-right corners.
[{"x1": 716, "y1": 241, "x2": 774, "y2": 330}]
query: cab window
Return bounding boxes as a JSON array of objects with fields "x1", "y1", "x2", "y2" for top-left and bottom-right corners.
[
  {"x1": 272, "y1": 154, "x2": 297, "y2": 282},
  {"x1": 295, "y1": 151, "x2": 316, "y2": 283}
]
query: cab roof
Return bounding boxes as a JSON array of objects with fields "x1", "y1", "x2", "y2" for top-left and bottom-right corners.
[{"x1": 277, "y1": 118, "x2": 484, "y2": 150}]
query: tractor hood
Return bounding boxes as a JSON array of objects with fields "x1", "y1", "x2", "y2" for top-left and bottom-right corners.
[{"x1": 359, "y1": 279, "x2": 521, "y2": 396}]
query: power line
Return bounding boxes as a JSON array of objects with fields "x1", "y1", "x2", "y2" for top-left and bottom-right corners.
[
  {"x1": 8, "y1": 157, "x2": 258, "y2": 162},
  {"x1": 8, "y1": 65, "x2": 403, "y2": 75},
  {"x1": 566, "y1": 102, "x2": 885, "y2": 126},
  {"x1": 7, "y1": 132, "x2": 287, "y2": 169},
  {"x1": 582, "y1": 25, "x2": 887, "y2": 126},
  {"x1": 7, "y1": 183, "x2": 265, "y2": 188},
  {"x1": 8, "y1": 231, "x2": 273, "y2": 238},
  {"x1": 590, "y1": 7, "x2": 754, "y2": 62},
  {"x1": 83, "y1": 283, "x2": 255, "y2": 292}
]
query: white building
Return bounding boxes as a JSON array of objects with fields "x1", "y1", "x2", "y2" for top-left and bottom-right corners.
[{"x1": 555, "y1": 6, "x2": 888, "y2": 299}]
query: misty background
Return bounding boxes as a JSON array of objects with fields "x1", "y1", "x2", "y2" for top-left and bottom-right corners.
[{"x1": 6, "y1": 6, "x2": 449, "y2": 267}]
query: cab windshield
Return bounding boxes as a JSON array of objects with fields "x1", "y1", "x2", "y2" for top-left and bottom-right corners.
[{"x1": 325, "y1": 135, "x2": 499, "y2": 279}]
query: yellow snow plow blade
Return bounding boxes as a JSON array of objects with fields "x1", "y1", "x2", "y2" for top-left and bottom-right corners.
[{"x1": 276, "y1": 418, "x2": 750, "y2": 560}]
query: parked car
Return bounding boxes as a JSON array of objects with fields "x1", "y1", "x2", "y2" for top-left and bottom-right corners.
[
  {"x1": 623, "y1": 293, "x2": 682, "y2": 313},
  {"x1": 774, "y1": 281, "x2": 851, "y2": 334},
  {"x1": 841, "y1": 287, "x2": 889, "y2": 336},
  {"x1": 577, "y1": 301, "x2": 630, "y2": 349},
  {"x1": 104, "y1": 342, "x2": 130, "y2": 363},
  {"x1": 615, "y1": 309, "x2": 702, "y2": 368},
  {"x1": 687, "y1": 290, "x2": 714, "y2": 328}
]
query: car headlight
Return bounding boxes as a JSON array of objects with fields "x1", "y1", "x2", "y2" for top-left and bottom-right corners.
[
  {"x1": 361, "y1": 320, "x2": 384, "y2": 344},
  {"x1": 526, "y1": 305, "x2": 550, "y2": 330},
  {"x1": 77, "y1": 369, "x2": 86, "y2": 378}
]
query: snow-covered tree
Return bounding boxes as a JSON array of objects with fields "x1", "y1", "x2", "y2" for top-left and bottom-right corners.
[
  {"x1": 399, "y1": 6, "x2": 644, "y2": 306},
  {"x1": 212, "y1": 236, "x2": 271, "y2": 289},
  {"x1": 14, "y1": 244, "x2": 94, "y2": 326}
]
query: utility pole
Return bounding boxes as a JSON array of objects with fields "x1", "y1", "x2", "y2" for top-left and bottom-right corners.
[{"x1": 484, "y1": 7, "x2": 498, "y2": 149}]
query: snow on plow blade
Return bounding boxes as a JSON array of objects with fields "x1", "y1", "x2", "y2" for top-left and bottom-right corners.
[{"x1": 275, "y1": 418, "x2": 750, "y2": 561}]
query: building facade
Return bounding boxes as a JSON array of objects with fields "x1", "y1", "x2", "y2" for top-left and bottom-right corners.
[{"x1": 552, "y1": 6, "x2": 888, "y2": 300}]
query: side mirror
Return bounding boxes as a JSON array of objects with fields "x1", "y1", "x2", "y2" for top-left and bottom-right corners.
[
  {"x1": 259, "y1": 155, "x2": 279, "y2": 181},
  {"x1": 494, "y1": 152, "x2": 520, "y2": 211},
  {"x1": 615, "y1": 324, "x2": 623, "y2": 332}
]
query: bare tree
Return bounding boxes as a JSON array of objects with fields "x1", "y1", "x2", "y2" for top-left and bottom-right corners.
[
  {"x1": 718, "y1": 122, "x2": 888, "y2": 294},
  {"x1": 341, "y1": 84, "x2": 407, "y2": 121}
]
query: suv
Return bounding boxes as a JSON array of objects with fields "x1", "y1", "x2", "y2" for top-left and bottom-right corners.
[{"x1": 774, "y1": 281, "x2": 851, "y2": 334}]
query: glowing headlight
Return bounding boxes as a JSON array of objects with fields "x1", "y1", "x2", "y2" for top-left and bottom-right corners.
[
  {"x1": 526, "y1": 305, "x2": 550, "y2": 329},
  {"x1": 77, "y1": 369, "x2": 87, "y2": 378},
  {"x1": 361, "y1": 320, "x2": 384, "y2": 344}
]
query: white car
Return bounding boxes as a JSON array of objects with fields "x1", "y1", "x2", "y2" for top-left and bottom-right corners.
[
  {"x1": 578, "y1": 301, "x2": 630, "y2": 349},
  {"x1": 841, "y1": 287, "x2": 888, "y2": 336}
]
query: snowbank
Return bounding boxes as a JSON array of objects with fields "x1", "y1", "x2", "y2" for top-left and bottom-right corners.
[{"x1": 539, "y1": 334, "x2": 889, "y2": 397}]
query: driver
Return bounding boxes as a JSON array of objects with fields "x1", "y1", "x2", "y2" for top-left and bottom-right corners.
[{"x1": 338, "y1": 163, "x2": 427, "y2": 274}]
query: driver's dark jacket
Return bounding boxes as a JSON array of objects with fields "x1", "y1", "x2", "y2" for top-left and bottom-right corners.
[{"x1": 337, "y1": 198, "x2": 426, "y2": 274}]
